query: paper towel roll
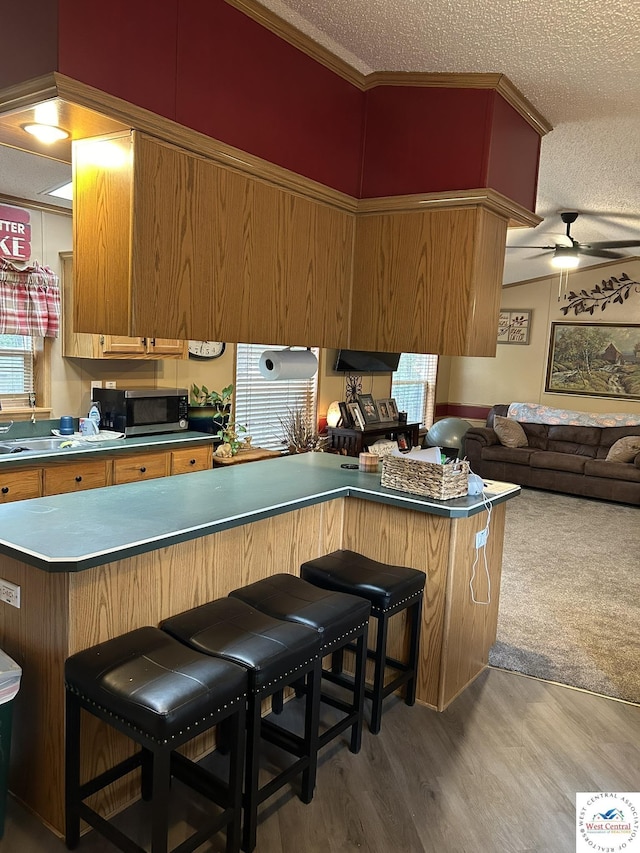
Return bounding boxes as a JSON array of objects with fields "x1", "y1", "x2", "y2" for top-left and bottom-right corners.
[{"x1": 258, "y1": 348, "x2": 318, "y2": 381}]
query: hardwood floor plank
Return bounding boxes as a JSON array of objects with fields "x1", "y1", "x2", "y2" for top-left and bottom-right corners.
[{"x1": 3, "y1": 669, "x2": 638, "y2": 852}]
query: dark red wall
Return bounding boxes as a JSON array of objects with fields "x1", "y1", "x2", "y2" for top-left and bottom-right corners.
[
  {"x1": 7, "y1": 0, "x2": 540, "y2": 210},
  {"x1": 58, "y1": 0, "x2": 179, "y2": 120},
  {"x1": 486, "y1": 92, "x2": 540, "y2": 211},
  {"x1": 174, "y1": 0, "x2": 364, "y2": 196},
  {"x1": 360, "y1": 87, "x2": 492, "y2": 197},
  {"x1": 0, "y1": 0, "x2": 59, "y2": 89}
]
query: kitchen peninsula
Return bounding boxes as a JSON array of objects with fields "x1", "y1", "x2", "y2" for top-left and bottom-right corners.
[{"x1": 0, "y1": 453, "x2": 518, "y2": 835}]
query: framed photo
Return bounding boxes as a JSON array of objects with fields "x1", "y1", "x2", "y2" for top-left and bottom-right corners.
[
  {"x1": 498, "y1": 309, "x2": 531, "y2": 345},
  {"x1": 348, "y1": 402, "x2": 365, "y2": 430},
  {"x1": 396, "y1": 432, "x2": 410, "y2": 451},
  {"x1": 376, "y1": 398, "x2": 394, "y2": 423},
  {"x1": 546, "y1": 322, "x2": 640, "y2": 400},
  {"x1": 357, "y1": 393, "x2": 379, "y2": 424},
  {"x1": 338, "y1": 401, "x2": 352, "y2": 427},
  {"x1": 386, "y1": 398, "x2": 399, "y2": 421}
]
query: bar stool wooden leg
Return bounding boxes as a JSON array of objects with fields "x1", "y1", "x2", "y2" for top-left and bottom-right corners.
[
  {"x1": 370, "y1": 614, "x2": 388, "y2": 735},
  {"x1": 151, "y1": 749, "x2": 171, "y2": 853},
  {"x1": 405, "y1": 597, "x2": 423, "y2": 707},
  {"x1": 64, "y1": 691, "x2": 81, "y2": 851}
]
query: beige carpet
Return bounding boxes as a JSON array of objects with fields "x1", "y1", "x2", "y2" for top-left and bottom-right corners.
[{"x1": 489, "y1": 487, "x2": 640, "y2": 703}]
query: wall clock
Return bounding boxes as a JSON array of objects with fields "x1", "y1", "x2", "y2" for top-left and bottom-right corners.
[{"x1": 188, "y1": 341, "x2": 226, "y2": 359}]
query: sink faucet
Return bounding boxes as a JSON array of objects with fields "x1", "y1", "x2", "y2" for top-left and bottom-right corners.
[{"x1": 29, "y1": 392, "x2": 36, "y2": 424}]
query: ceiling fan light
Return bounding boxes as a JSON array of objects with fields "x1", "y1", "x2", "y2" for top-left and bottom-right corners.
[{"x1": 550, "y1": 251, "x2": 580, "y2": 270}]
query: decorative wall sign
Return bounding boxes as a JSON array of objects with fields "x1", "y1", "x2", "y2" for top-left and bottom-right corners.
[
  {"x1": 546, "y1": 322, "x2": 640, "y2": 400},
  {"x1": 560, "y1": 272, "x2": 640, "y2": 317},
  {"x1": 498, "y1": 309, "x2": 531, "y2": 344},
  {"x1": 0, "y1": 204, "x2": 31, "y2": 261}
]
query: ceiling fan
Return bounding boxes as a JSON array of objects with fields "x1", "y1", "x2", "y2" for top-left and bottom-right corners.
[{"x1": 508, "y1": 211, "x2": 640, "y2": 269}]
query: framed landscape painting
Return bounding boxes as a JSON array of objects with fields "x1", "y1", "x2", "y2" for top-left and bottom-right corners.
[{"x1": 546, "y1": 322, "x2": 640, "y2": 400}]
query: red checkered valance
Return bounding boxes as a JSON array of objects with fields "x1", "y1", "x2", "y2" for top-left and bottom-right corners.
[{"x1": 0, "y1": 259, "x2": 60, "y2": 338}]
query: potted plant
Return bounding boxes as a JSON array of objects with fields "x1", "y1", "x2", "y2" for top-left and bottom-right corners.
[
  {"x1": 188, "y1": 383, "x2": 234, "y2": 434},
  {"x1": 214, "y1": 422, "x2": 250, "y2": 458},
  {"x1": 278, "y1": 405, "x2": 328, "y2": 454}
]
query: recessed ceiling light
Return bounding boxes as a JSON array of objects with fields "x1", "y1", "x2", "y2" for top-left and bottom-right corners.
[
  {"x1": 47, "y1": 181, "x2": 73, "y2": 201},
  {"x1": 22, "y1": 123, "x2": 70, "y2": 144}
]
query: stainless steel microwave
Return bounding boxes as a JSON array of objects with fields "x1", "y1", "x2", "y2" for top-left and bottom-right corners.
[{"x1": 92, "y1": 388, "x2": 189, "y2": 436}]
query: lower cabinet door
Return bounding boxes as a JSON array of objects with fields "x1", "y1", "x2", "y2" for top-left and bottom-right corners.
[
  {"x1": 170, "y1": 445, "x2": 213, "y2": 475},
  {"x1": 43, "y1": 460, "x2": 109, "y2": 496},
  {"x1": 113, "y1": 452, "x2": 168, "y2": 484},
  {"x1": 0, "y1": 468, "x2": 42, "y2": 503}
]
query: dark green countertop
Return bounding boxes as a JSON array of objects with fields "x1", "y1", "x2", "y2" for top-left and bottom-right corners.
[
  {"x1": 0, "y1": 453, "x2": 519, "y2": 573},
  {"x1": 0, "y1": 430, "x2": 215, "y2": 468}
]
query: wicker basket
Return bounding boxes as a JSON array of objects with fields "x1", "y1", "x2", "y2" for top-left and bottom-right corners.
[{"x1": 381, "y1": 456, "x2": 470, "y2": 500}]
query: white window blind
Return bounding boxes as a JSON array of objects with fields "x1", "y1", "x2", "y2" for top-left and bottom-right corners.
[
  {"x1": 0, "y1": 334, "x2": 34, "y2": 407},
  {"x1": 391, "y1": 353, "x2": 438, "y2": 427},
  {"x1": 234, "y1": 344, "x2": 319, "y2": 451}
]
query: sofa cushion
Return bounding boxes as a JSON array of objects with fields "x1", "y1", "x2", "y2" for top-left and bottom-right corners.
[
  {"x1": 529, "y1": 451, "x2": 588, "y2": 474},
  {"x1": 546, "y1": 424, "x2": 601, "y2": 457},
  {"x1": 605, "y1": 436, "x2": 640, "y2": 462},
  {"x1": 482, "y1": 445, "x2": 537, "y2": 464},
  {"x1": 596, "y1": 425, "x2": 640, "y2": 458},
  {"x1": 521, "y1": 423, "x2": 549, "y2": 450},
  {"x1": 493, "y1": 416, "x2": 527, "y2": 448},
  {"x1": 584, "y1": 459, "x2": 640, "y2": 483}
]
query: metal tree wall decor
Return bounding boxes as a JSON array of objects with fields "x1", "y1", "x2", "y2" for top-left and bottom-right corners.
[{"x1": 561, "y1": 273, "x2": 640, "y2": 317}]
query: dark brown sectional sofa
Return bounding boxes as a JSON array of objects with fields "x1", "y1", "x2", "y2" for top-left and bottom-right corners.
[{"x1": 461, "y1": 405, "x2": 640, "y2": 505}]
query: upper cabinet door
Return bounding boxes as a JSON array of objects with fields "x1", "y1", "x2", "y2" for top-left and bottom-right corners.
[{"x1": 100, "y1": 335, "x2": 146, "y2": 355}]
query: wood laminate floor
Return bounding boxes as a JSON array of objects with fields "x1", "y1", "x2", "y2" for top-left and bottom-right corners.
[{"x1": 3, "y1": 668, "x2": 639, "y2": 852}]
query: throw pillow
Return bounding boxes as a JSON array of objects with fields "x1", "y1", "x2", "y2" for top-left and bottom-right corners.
[
  {"x1": 493, "y1": 415, "x2": 528, "y2": 448},
  {"x1": 606, "y1": 436, "x2": 640, "y2": 463}
]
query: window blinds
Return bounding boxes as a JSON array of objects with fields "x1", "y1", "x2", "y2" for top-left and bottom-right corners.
[
  {"x1": 235, "y1": 344, "x2": 319, "y2": 451},
  {"x1": 391, "y1": 353, "x2": 438, "y2": 427},
  {"x1": 0, "y1": 334, "x2": 34, "y2": 406}
]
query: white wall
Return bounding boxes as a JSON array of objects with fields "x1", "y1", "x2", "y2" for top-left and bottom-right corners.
[{"x1": 444, "y1": 258, "x2": 640, "y2": 416}]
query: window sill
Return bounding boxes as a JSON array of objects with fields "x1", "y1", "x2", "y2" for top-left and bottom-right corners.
[{"x1": 0, "y1": 407, "x2": 53, "y2": 421}]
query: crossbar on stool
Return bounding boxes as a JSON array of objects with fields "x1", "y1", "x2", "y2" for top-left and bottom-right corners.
[
  {"x1": 161, "y1": 597, "x2": 322, "y2": 853},
  {"x1": 65, "y1": 626, "x2": 248, "y2": 853},
  {"x1": 229, "y1": 574, "x2": 371, "y2": 754},
  {"x1": 301, "y1": 549, "x2": 426, "y2": 734}
]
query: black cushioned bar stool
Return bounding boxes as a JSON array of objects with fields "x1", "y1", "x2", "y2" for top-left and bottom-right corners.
[
  {"x1": 301, "y1": 549, "x2": 426, "y2": 735},
  {"x1": 161, "y1": 597, "x2": 321, "y2": 853},
  {"x1": 65, "y1": 626, "x2": 247, "y2": 853},
  {"x1": 229, "y1": 573, "x2": 371, "y2": 753}
]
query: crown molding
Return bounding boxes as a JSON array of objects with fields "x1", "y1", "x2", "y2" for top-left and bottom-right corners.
[
  {"x1": 224, "y1": 0, "x2": 366, "y2": 87},
  {"x1": 0, "y1": 193, "x2": 72, "y2": 217},
  {"x1": 357, "y1": 188, "x2": 542, "y2": 227}
]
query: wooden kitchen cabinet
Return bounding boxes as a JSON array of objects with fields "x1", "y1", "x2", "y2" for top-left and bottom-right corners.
[
  {"x1": 43, "y1": 458, "x2": 109, "y2": 496},
  {"x1": 73, "y1": 132, "x2": 353, "y2": 348},
  {"x1": 112, "y1": 451, "x2": 168, "y2": 485},
  {"x1": 170, "y1": 445, "x2": 213, "y2": 475},
  {"x1": 0, "y1": 468, "x2": 42, "y2": 503},
  {"x1": 61, "y1": 254, "x2": 188, "y2": 359}
]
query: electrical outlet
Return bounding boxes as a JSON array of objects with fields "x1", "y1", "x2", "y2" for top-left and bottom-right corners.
[
  {"x1": 105, "y1": 381, "x2": 116, "y2": 389},
  {"x1": 0, "y1": 579, "x2": 20, "y2": 608},
  {"x1": 90, "y1": 380, "x2": 102, "y2": 391},
  {"x1": 475, "y1": 529, "x2": 488, "y2": 549}
]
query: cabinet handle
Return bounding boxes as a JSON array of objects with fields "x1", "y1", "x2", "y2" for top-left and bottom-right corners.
[
  {"x1": 190, "y1": 458, "x2": 196, "y2": 465},
  {"x1": 140, "y1": 466, "x2": 146, "y2": 473},
  {"x1": 75, "y1": 476, "x2": 82, "y2": 483},
  {"x1": 1, "y1": 487, "x2": 8, "y2": 494}
]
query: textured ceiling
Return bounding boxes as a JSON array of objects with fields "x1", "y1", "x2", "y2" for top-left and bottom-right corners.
[
  {"x1": 260, "y1": 0, "x2": 640, "y2": 283},
  {"x1": 1, "y1": 0, "x2": 638, "y2": 283}
]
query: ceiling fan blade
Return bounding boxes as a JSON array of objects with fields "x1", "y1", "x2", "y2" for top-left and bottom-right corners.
[
  {"x1": 578, "y1": 248, "x2": 626, "y2": 259},
  {"x1": 577, "y1": 240, "x2": 640, "y2": 250},
  {"x1": 506, "y1": 245, "x2": 555, "y2": 250}
]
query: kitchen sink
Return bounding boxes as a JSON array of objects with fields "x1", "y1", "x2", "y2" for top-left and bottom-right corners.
[{"x1": 0, "y1": 437, "x2": 84, "y2": 454}]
